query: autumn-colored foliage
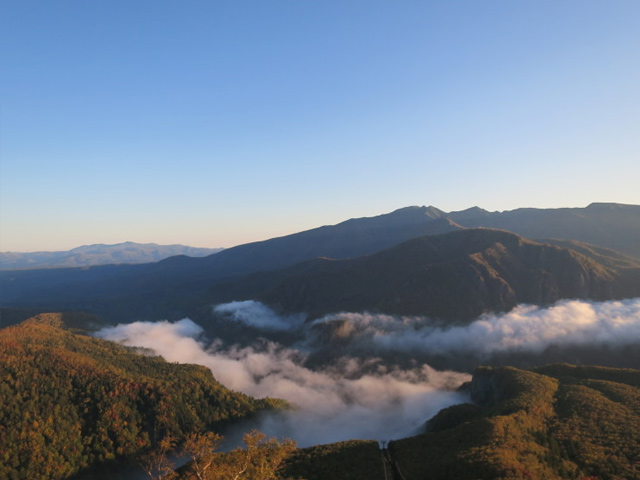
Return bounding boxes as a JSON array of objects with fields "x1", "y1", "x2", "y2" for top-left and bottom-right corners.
[
  {"x1": 176, "y1": 430, "x2": 297, "y2": 480},
  {"x1": 389, "y1": 365, "x2": 640, "y2": 480},
  {"x1": 282, "y1": 365, "x2": 640, "y2": 480},
  {"x1": 0, "y1": 314, "x2": 286, "y2": 480}
]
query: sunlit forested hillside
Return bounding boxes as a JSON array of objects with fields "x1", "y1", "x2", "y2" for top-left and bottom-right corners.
[
  {"x1": 0, "y1": 313, "x2": 286, "y2": 480},
  {"x1": 388, "y1": 365, "x2": 640, "y2": 480}
]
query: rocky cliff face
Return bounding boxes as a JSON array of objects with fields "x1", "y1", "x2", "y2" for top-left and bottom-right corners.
[{"x1": 469, "y1": 367, "x2": 509, "y2": 407}]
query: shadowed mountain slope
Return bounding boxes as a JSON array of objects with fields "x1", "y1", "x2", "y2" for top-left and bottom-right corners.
[
  {"x1": 0, "y1": 211, "x2": 462, "y2": 317},
  {"x1": 1, "y1": 203, "x2": 638, "y2": 322},
  {"x1": 258, "y1": 229, "x2": 640, "y2": 321},
  {"x1": 540, "y1": 238, "x2": 640, "y2": 270},
  {"x1": 449, "y1": 202, "x2": 640, "y2": 258}
]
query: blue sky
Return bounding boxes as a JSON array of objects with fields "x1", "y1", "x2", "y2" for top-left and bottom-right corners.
[{"x1": 1, "y1": 1, "x2": 639, "y2": 252}]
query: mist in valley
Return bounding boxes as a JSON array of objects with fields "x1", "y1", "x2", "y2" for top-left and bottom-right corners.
[
  {"x1": 97, "y1": 317, "x2": 469, "y2": 447},
  {"x1": 96, "y1": 297, "x2": 640, "y2": 448}
]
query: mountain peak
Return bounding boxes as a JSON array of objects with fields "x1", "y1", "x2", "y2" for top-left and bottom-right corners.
[
  {"x1": 387, "y1": 205, "x2": 446, "y2": 219},
  {"x1": 450, "y1": 206, "x2": 491, "y2": 216}
]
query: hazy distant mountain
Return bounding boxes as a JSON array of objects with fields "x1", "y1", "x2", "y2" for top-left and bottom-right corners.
[
  {"x1": 258, "y1": 228, "x2": 640, "y2": 321},
  {"x1": 0, "y1": 241, "x2": 223, "y2": 269}
]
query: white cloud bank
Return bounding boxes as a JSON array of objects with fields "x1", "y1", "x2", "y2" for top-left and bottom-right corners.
[
  {"x1": 97, "y1": 319, "x2": 468, "y2": 446},
  {"x1": 214, "y1": 300, "x2": 306, "y2": 331},
  {"x1": 96, "y1": 297, "x2": 640, "y2": 446},
  {"x1": 312, "y1": 298, "x2": 640, "y2": 355}
]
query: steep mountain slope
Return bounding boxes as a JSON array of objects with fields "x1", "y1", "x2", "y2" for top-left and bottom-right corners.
[
  {"x1": 283, "y1": 440, "x2": 385, "y2": 480},
  {"x1": 540, "y1": 238, "x2": 640, "y2": 270},
  {"x1": 152, "y1": 207, "x2": 460, "y2": 282},
  {"x1": 259, "y1": 229, "x2": 640, "y2": 321},
  {"x1": 0, "y1": 313, "x2": 285, "y2": 480},
  {"x1": 0, "y1": 242, "x2": 223, "y2": 269}
]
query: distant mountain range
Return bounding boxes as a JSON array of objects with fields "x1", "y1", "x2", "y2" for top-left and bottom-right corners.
[
  {"x1": 0, "y1": 242, "x2": 223, "y2": 269},
  {"x1": 1, "y1": 203, "x2": 639, "y2": 323}
]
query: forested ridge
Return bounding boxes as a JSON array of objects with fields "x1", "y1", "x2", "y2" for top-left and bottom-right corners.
[
  {"x1": 0, "y1": 314, "x2": 286, "y2": 480},
  {"x1": 279, "y1": 365, "x2": 640, "y2": 480},
  {"x1": 388, "y1": 365, "x2": 640, "y2": 480}
]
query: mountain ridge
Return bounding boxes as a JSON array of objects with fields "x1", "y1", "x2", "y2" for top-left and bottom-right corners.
[
  {"x1": 258, "y1": 228, "x2": 638, "y2": 321},
  {"x1": 1, "y1": 203, "x2": 639, "y2": 322},
  {"x1": 447, "y1": 202, "x2": 640, "y2": 258}
]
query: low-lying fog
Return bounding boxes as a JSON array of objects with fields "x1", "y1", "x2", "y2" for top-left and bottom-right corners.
[{"x1": 97, "y1": 297, "x2": 640, "y2": 447}]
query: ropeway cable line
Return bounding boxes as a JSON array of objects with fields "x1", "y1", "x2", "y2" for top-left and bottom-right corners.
[{"x1": 379, "y1": 440, "x2": 409, "y2": 480}]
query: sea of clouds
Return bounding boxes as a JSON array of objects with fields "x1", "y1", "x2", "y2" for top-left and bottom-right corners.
[
  {"x1": 97, "y1": 297, "x2": 640, "y2": 446},
  {"x1": 312, "y1": 297, "x2": 640, "y2": 356},
  {"x1": 213, "y1": 298, "x2": 640, "y2": 356},
  {"x1": 97, "y1": 317, "x2": 469, "y2": 446}
]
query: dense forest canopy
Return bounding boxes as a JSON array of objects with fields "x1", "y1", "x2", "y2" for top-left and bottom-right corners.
[
  {"x1": 389, "y1": 365, "x2": 640, "y2": 480},
  {"x1": 2, "y1": 312, "x2": 640, "y2": 479},
  {"x1": 0, "y1": 313, "x2": 286, "y2": 480}
]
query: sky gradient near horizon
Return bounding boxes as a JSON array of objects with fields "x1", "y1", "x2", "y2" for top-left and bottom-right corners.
[{"x1": 1, "y1": 1, "x2": 639, "y2": 252}]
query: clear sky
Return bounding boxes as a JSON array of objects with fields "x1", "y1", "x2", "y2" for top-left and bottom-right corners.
[{"x1": 1, "y1": 1, "x2": 639, "y2": 252}]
